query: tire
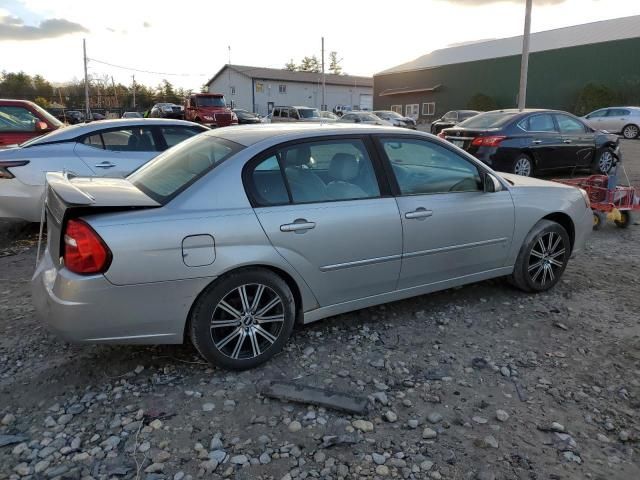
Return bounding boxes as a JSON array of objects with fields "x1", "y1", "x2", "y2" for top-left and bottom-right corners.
[
  {"x1": 513, "y1": 154, "x2": 533, "y2": 177},
  {"x1": 622, "y1": 124, "x2": 639, "y2": 140},
  {"x1": 510, "y1": 220, "x2": 570, "y2": 293},
  {"x1": 592, "y1": 147, "x2": 615, "y2": 174},
  {"x1": 592, "y1": 211, "x2": 606, "y2": 230},
  {"x1": 189, "y1": 268, "x2": 295, "y2": 370},
  {"x1": 614, "y1": 210, "x2": 631, "y2": 228}
]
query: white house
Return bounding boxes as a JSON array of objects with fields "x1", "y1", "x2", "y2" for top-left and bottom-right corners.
[{"x1": 205, "y1": 64, "x2": 373, "y2": 116}]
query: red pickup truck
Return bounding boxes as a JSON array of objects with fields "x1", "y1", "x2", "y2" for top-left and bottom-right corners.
[
  {"x1": 0, "y1": 99, "x2": 63, "y2": 148},
  {"x1": 184, "y1": 93, "x2": 238, "y2": 128}
]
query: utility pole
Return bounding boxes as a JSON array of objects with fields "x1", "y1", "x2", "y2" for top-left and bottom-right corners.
[
  {"x1": 228, "y1": 46, "x2": 232, "y2": 107},
  {"x1": 321, "y1": 37, "x2": 326, "y2": 111},
  {"x1": 518, "y1": 0, "x2": 533, "y2": 110},
  {"x1": 83, "y1": 38, "x2": 91, "y2": 119},
  {"x1": 111, "y1": 76, "x2": 119, "y2": 108},
  {"x1": 132, "y1": 75, "x2": 136, "y2": 110}
]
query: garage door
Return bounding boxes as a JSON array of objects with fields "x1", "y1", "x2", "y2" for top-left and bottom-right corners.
[{"x1": 359, "y1": 94, "x2": 373, "y2": 111}]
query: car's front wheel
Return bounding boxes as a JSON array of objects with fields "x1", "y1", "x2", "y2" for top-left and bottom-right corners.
[
  {"x1": 190, "y1": 268, "x2": 295, "y2": 370},
  {"x1": 622, "y1": 124, "x2": 639, "y2": 139},
  {"x1": 510, "y1": 220, "x2": 570, "y2": 292},
  {"x1": 513, "y1": 154, "x2": 533, "y2": 177}
]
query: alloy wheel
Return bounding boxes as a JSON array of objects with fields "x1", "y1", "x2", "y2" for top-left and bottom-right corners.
[
  {"x1": 623, "y1": 125, "x2": 639, "y2": 139},
  {"x1": 210, "y1": 284, "x2": 284, "y2": 360},
  {"x1": 598, "y1": 151, "x2": 614, "y2": 173},
  {"x1": 527, "y1": 232, "x2": 566, "y2": 287},
  {"x1": 514, "y1": 157, "x2": 532, "y2": 176}
]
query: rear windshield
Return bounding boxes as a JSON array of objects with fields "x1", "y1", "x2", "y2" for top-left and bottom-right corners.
[
  {"x1": 458, "y1": 111, "x2": 518, "y2": 129},
  {"x1": 129, "y1": 134, "x2": 244, "y2": 203}
]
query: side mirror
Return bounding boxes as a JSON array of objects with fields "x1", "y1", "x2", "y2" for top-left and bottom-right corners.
[
  {"x1": 484, "y1": 173, "x2": 503, "y2": 193},
  {"x1": 35, "y1": 121, "x2": 48, "y2": 132}
]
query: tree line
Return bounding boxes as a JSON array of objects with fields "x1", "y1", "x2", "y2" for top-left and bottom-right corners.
[
  {"x1": 0, "y1": 71, "x2": 193, "y2": 111},
  {"x1": 284, "y1": 52, "x2": 343, "y2": 75}
]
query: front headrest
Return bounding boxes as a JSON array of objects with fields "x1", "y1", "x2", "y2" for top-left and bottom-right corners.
[
  {"x1": 186, "y1": 152, "x2": 212, "y2": 174},
  {"x1": 329, "y1": 153, "x2": 359, "y2": 181},
  {"x1": 284, "y1": 146, "x2": 311, "y2": 167}
]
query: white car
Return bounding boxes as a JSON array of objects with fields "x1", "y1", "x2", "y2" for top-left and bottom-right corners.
[
  {"x1": 0, "y1": 118, "x2": 207, "y2": 222},
  {"x1": 339, "y1": 112, "x2": 393, "y2": 126},
  {"x1": 582, "y1": 107, "x2": 640, "y2": 139}
]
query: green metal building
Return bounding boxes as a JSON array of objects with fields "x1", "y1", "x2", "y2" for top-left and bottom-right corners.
[{"x1": 374, "y1": 15, "x2": 640, "y2": 124}]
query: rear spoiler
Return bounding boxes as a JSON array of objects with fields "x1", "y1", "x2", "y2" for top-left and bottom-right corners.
[{"x1": 45, "y1": 172, "x2": 160, "y2": 222}]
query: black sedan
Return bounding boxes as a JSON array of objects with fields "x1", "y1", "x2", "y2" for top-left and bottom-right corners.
[
  {"x1": 233, "y1": 109, "x2": 262, "y2": 124},
  {"x1": 440, "y1": 109, "x2": 620, "y2": 176},
  {"x1": 430, "y1": 110, "x2": 480, "y2": 135}
]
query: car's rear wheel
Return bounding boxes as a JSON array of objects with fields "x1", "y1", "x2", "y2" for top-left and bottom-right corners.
[
  {"x1": 513, "y1": 154, "x2": 533, "y2": 177},
  {"x1": 190, "y1": 268, "x2": 295, "y2": 370},
  {"x1": 622, "y1": 124, "x2": 639, "y2": 139},
  {"x1": 510, "y1": 220, "x2": 570, "y2": 292},
  {"x1": 592, "y1": 147, "x2": 615, "y2": 174}
]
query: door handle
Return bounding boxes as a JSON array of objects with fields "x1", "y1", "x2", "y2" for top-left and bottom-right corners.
[
  {"x1": 95, "y1": 161, "x2": 116, "y2": 168},
  {"x1": 563, "y1": 139, "x2": 572, "y2": 144},
  {"x1": 532, "y1": 140, "x2": 542, "y2": 144},
  {"x1": 405, "y1": 208, "x2": 433, "y2": 220},
  {"x1": 280, "y1": 220, "x2": 316, "y2": 232}
]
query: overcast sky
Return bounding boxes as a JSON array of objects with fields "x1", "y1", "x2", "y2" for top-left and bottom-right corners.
[{"x1": 1, "y1": 0, "x2": 639, "y2": 90}]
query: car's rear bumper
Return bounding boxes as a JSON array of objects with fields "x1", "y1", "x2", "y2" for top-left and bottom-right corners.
[
  {"x1": 31, "y1": 250, "x2": 214, "y2": 344},
  {"x1": 0, "y1": 179, "x2": 44, "y2": 222}
]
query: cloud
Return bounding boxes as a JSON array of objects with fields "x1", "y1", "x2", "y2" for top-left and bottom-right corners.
[
  {"x1": 442, "y1": 0, "x2": 566, "y2": 4},
  {"x1": 0, "y1": 15, "x2": 88, "y2": 40}
]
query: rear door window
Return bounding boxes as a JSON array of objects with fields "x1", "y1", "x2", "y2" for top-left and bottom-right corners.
[
  {"x1": 83, "y1": 127, "x2": 158, "y2": 151},
  {"x1": 518, "y1": 114, "x2": 557, "y2": 132}
]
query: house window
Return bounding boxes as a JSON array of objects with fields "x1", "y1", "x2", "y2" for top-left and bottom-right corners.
[
  {"x1": 422, "y1": 102, "x2": 436, "y2": 116},
  {"x1": 230, "y1": 86, "x2": 236, "y2": 95},
  {"x1": 255, "y1": 82, "x2": 264, "y2": 93},
  {"x1": 406, "y1": 104, "x2": 419, "y2": 118},
  {"x1": 279, "y1": 84, "x2": 286, "y2": 94},
  {"x1": 390, "y1": 105, "x2": 403, "y2": 114}
]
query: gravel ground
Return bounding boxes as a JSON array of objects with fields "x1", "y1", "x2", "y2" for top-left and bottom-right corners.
[{"x1": 1, "y1": 141, "x2": 639, "y2": 480}]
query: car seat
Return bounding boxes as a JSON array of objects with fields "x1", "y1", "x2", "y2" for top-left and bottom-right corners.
[{"x1": 326, "y1": 153, "x2": 369, "y2": 200}]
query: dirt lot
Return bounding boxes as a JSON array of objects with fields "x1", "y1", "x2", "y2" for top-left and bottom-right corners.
[{"x1": 1, "y1": 141, "x2": 639, "y2": 480}]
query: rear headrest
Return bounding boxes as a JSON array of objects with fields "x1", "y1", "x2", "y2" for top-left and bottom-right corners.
[
  {"x1": 329, "y1": 153, "x2": 359, "y2": 181},
  {"x1": 284, "y1": 146, "x2": 311, "y2": 167}
]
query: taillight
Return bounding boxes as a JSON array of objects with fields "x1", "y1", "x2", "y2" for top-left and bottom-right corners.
[
  {"x1": 0, "y1": 160, "x2": 29, "y2": 179},
  {"x1": 63, "y1": 219, "x2": 111, "y2": 274},
  {"x1": 437, "y1": 132, "x2": 446, "y2": 139},
  {"x1": 471, "y1": 136, "x2": 506, "y2": 147}
]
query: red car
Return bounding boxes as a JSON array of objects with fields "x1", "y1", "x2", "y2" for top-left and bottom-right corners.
[
  {"x1": 184, "y1": 93, "x2": 238, "y2": 128},
  {"x1": 0, "y1": 99, "x2": 63, "y2": 148}
]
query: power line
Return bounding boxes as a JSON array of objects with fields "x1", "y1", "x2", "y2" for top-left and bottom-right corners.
[{"x1": 87, "y1": 57, "x2": 209, "y2": 77}]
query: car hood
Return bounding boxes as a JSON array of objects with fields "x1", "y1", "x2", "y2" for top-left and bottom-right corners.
[{"x1": 498, "y1": 173, "x2": 574, "y2": 189}]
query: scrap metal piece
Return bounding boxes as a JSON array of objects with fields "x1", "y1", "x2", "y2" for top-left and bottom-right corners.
[{"x1": 260, "y1": 381, "x2": 369, "y2": 414}]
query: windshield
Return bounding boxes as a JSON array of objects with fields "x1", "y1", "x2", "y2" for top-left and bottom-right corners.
[
  {"x1": 377, "y1": 111, "x2": 402, "y2": 119},
  {"x1": 362, "y1": 113, "x2": 380, "y2": 122},
  {"x1": 459, "y1": 111, "x2": 479, "y2": 120},
  {"x1": 129, "y1": 134, "x2": 244, "y2": 203},
  {"x1": 458, "y1": 111, "x2": 518, "y2": 129},
  {"x1": 298, "y1": 108, "x2": 320, "y2": 119},
  {"x1": 195, "y1": 96, "x2": 226, "y2": 108},
  {"x1": 33, "y1": 104, "x2": 63, "y2": 128}
]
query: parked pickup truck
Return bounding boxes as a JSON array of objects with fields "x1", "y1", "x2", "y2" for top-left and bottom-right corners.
[
  {"x1": 184, "y1": 94, "x2": 238, "y2": 128},
  {"x1": 0, "y1": 99, "x2": 63, "y2": 148}
]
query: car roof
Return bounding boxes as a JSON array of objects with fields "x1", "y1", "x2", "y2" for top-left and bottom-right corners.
[
  {"x1": 209, "y1": 123, "x2": 416, "y2": 147},
  {"x1": 22, "y1": 118, "x2": 203, "y2": 146},
  {"x1": 0, "y1": 99, "x2": 39, "y2": 107}
]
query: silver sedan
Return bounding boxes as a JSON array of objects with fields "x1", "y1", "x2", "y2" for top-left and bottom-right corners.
[
  {"x1": 0, "y1": 118, "x2": 206, "y2": 222},
  {"x1": 32, "y1": 124, "x2": 593, "y2": 369}
]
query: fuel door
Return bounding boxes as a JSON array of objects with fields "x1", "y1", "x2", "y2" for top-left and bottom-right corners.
[{"x1": 182, "y1": 234, "x2": 215, "y2": 267}]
